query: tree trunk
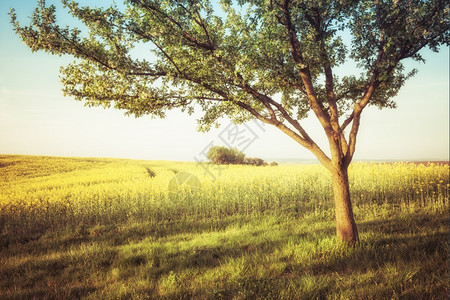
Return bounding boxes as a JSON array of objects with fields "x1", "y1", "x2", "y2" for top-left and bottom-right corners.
[{"x1": 331, "y1": 166, "x2": 359, "y2": 244}]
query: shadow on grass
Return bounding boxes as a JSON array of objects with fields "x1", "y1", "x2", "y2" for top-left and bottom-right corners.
[
  {"x1": 0, "y1": 215, "x2": 255, "y2": 257},
  {"x1": 0, "y1": 211, "x2": 448, "y2": 299},
  {"x1": 158, "y1": 212, "x2": 448, "y2": 298}
]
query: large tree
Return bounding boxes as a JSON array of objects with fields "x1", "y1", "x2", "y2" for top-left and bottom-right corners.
[{"x1": 11, "y1": 0, "x2": 449, "y2": 243}]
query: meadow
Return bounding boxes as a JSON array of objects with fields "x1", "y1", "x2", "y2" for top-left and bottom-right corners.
[{"x1": 0, "y1": 155, "x2": 448, "y2": 299}]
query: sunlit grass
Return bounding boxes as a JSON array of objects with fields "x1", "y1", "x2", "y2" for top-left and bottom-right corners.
[{"x1": 0, "y1": 155, "x2": 448, "y2": 298}]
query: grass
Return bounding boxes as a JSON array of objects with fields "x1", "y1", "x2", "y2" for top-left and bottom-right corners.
[{"x1": 0, "y1": 155, "x2": 448, "y2": 299}]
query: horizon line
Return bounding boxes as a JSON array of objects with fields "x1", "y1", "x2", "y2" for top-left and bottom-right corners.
[{"x1": 1, "y1": 153, "x2": 449, "y2": 164}]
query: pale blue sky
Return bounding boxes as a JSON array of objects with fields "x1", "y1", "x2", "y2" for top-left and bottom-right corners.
[{"x1": 0, "y1": 0, "x2": 448, "y2": 162}]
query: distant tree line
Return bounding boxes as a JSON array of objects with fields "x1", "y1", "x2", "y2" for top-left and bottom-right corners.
[{"x1": 207, "y1": 146, "x2": 277, "y2": 166}]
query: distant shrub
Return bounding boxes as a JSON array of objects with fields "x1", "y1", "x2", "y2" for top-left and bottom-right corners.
[
  {"x1": 270, "y1": 162, "x2": 278, "y2": 166},
  {"x1": 207, "y1": 146, "x2": 245, "y2": 165},
  {"x1": 244, "y1": 157, "x2": 268, "y2": 166}
]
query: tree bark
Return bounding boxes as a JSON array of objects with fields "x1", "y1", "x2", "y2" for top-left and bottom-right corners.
[{"x1": 331, "y1": 165, "x2": 359, "y2": 244}]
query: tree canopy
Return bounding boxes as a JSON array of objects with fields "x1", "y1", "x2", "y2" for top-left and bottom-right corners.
[
  {"x1": 10, "y1": 0, "x2": 449, "y2": 170},
  {"x1": 207, "y1": 146, "x2": 246, "y2": 165}
]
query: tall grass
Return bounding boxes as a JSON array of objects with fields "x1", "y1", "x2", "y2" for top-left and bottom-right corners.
[
  {"x1": 0, "y1": 155, "x2": 448, "y2": 299},
  {"x1": 0, "y1": 156, "x2": 448, "y2": 233}
]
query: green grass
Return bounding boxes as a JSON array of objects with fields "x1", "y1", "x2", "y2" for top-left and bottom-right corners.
[{"x1": 0, "y1": 155, "x2": 448, "y2": 299}]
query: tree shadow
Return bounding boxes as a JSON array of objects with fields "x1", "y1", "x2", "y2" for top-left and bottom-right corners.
[
  {"x1": 1, "y1": 211, "x2": 448, "y2": 299},
  {"x1": 0, "y1": 215, "x2": 254, "y2": 257}
]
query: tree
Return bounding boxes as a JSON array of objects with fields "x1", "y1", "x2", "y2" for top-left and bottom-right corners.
[
  {"x1": 207, "y1": 146, "x2": 268, "y2": 165},
  {"x1": 10, "y1": 0, "x2": 449, "y2": 244},
  {"x1": 207, "y1": 146, "x2": 245, "y2": 164}
]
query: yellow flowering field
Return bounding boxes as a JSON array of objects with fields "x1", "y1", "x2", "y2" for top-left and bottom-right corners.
[{"x1": 0, "y1": 155, "x2": 448, "y2": 233}]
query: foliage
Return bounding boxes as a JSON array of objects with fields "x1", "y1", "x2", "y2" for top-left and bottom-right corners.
[
  {"x1": 206, "y1": 146, "x2": 245, "y2": 164},
  {"x1": 0, "y1": 155, "x2": 448, "y2": 298},
  {"x1": 9, "y1": 0, "x2": 450, "y2": 170},
  {"x1": 206, "y1": 146, "x2": 269, "y2": 165},
  {"x1": 243, "y1": 157, "x2": 268, "y2": 166}
]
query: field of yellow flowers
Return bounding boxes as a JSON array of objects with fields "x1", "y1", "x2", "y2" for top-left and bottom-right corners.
[
  {"x1": 1, "y1": 155, "x2": 448, "y2": 233},
  {"x1": 0, "y1": 155, "x2": 448, "y2": 299}
]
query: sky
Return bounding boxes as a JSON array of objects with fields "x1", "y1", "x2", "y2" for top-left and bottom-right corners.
[{"x1": 0, "y1": 0, "x2": 448, "y2": 162}]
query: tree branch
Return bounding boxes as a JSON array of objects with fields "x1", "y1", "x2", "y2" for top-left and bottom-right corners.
[
  {"x1": 233, "y1": 100, "x2": 332, "y2": 170},
  {"x1": 280, "y1": 0, "x2": 333, "y2": 136},
  {"x1": 340, "y1": 112, "x2": 354, "y2": 131},
  {"x1": 134, "y1": 0, "x2": 214, "y2": 51}
]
